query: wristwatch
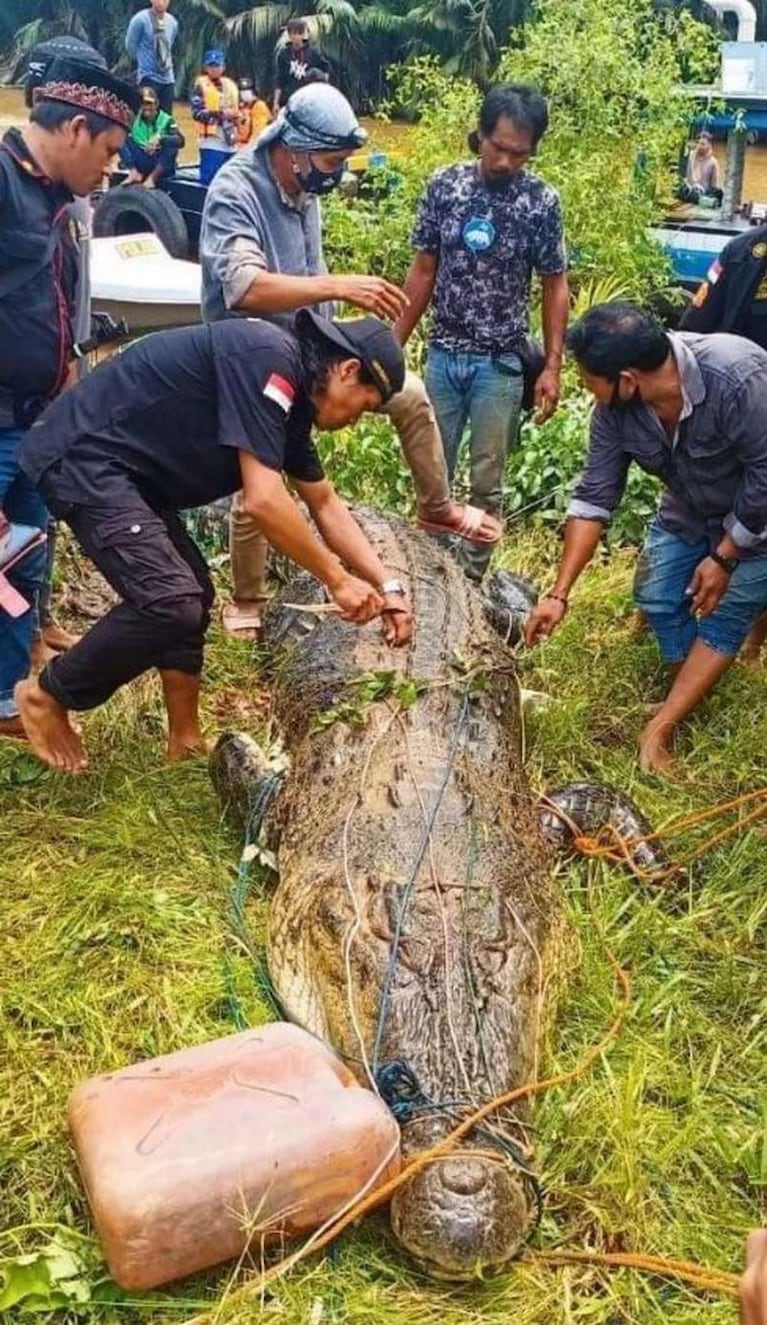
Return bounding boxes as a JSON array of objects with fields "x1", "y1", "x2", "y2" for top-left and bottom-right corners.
[
  {"x1": 379, "y1": 578, "x2": 407, "y2": 597},
  {"x1": 710, "y1": 550, "x2": 739, "y2": 575}
]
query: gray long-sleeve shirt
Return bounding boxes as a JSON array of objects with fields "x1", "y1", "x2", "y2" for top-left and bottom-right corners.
[
  {"x1": 199, "y1": 144, "x2": 333, "y2": 326},
  {"x1": 568, "y1": 331, "x2": 767, "y2": 555}
]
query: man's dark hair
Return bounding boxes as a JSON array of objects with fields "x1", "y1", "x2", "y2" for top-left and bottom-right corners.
[
  {"x1": 567, "y1": 301, "x2": 671, "y2": 380},
  {"x1": 287, "y1": 18, "x2": 308, "y2": 35},
  {"x1": 29, "y1": 99, "x2": 117, "y2": 137},
  {"x1": 468, "y1": 83, "x2": 549, "y2": 154},
  {"x1": 301, "y1": 323, "x2": 375, "y2": 392}
]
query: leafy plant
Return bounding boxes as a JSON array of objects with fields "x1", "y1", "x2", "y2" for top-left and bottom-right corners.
[
  {"x1": 506, "y1": 393, "x2": 661, "y2": 547},
  {"x1": 497, "y1": 0, "x2": 717, "y2": 303},
  {"x1": 311, "y1": 668, "x2": 427, "y2": 731}
]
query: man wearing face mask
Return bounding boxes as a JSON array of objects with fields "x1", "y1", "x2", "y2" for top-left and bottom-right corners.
[
  {"x1": 524, "y1": 302, "x2": 767, "y2": 775},
  {"x1": 200, "y1": 82, "x2": 502, "y2": 639}
]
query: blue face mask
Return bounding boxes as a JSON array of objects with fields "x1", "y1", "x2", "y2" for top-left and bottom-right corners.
[{"x1": 294, "y1": 154, "x2": 345, "y2": 195}]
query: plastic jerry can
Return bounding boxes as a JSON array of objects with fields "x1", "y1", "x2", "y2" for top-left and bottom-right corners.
[{"x1": 68, "y1": 1022, "x2": 401, "y2": 1290}]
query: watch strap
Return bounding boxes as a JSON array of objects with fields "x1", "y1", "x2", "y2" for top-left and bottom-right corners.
[
  {"x1": 379, "y1": 578, "x2": 406, "y2": 597},
  {"x1": 711, "y1": 550, "x2": 739, "y2": 574}
]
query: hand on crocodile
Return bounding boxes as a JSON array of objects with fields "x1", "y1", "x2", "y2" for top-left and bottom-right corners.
[
  {"x1": 380, "y1": 592, "x2": 413, "y2": 647},
  {"x1": 524, "y1": 595, "x2": 567, "y2": 646},
  {"x1": 330, "y1": 574, "x2": 385, "y2": 624},
  {"x1": 741, "y1": 1230, "x2": 767, "y2": 1324}
]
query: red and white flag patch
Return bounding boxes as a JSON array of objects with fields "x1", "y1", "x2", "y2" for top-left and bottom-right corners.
[
  {"x1": 263, "y1": 373, "x2": 296, "y2": 414},
  {"x1": 706, "y1": 258, "x2": 723, "y2": 285}
]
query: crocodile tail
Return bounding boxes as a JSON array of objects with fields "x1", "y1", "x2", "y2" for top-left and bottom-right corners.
[{"x1": 538, "y1": 782, "x2": 666, "y2": 874}]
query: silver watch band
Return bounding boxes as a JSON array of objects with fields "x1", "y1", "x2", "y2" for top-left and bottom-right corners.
[{"x1": 379, "y1": 578, "x2": 406, "y2": 597}]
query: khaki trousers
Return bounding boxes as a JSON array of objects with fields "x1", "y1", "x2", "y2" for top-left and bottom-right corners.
[{"x1": 229, "y1": 369, "x2": 451, "y2": 601}]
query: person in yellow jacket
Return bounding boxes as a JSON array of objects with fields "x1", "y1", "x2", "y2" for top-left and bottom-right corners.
[
  {"x1": 235, "y1": 77, "x2": 272, "y2": 148},
  {"x1": 191, "y1": 49, "x2": 239, "y2": 184}
]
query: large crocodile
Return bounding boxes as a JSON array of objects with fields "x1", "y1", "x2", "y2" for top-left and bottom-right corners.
[{"x1": 210, "y1": 509, "x2": 656, "y2": 1279}]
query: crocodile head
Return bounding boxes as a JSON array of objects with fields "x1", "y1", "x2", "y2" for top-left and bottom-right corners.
[{"x1": 390, "y1": 1142, "x2": 535, "y2": 1280}]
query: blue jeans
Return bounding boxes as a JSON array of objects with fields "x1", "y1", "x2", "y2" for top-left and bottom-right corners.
[
  {"x1": 120, "y1": 137, "x2": 178, "y2": 181},
  {"x1": 633, "y1": 519, "x2": 767, "y2": 663},
  {"x1": 425, "y1": 346, "x2": 524, "y2": 580},
  {"x1": 0, "y1": 427, "x2": 48, "y2": 718},
  {"x1": 199, "y1": 146, "x2": 234, "y2": 186}
]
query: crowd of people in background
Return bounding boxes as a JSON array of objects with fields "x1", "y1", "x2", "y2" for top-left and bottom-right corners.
[{"x1": 121, "y1": 2, "x2": 329, "y2": 186}]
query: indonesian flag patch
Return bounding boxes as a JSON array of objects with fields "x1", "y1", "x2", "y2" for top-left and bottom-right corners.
[
  {"x1": 263, "y1": 373, "x2": 296, "y2": 414},
  {"x1": 706, "y1": 258, "x2": 723, "y2": 285}
]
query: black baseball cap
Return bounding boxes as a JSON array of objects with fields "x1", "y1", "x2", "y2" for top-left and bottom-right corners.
[{"x1": 296, "y1": 308, "x2": 405, "y2": 403}]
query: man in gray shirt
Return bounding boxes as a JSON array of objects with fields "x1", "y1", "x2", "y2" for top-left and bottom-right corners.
[
  {"x1": 525, "y1": 301, "x2": 767, "y2": 775},
  {"x1": 125, "y1": 0, "x2": 178, "y2": 115},
  {"x1": 200, "y1": 83, "x2": 502, "y2": 636}
]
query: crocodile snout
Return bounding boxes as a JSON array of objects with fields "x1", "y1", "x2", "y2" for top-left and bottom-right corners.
[{"x1": 390, "y1": 1150, "x2": 534, "y2": 1280}]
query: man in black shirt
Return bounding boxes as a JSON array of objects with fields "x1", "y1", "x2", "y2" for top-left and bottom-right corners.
[
  {"x1": 16, "y1": 312, "x2": 413, "y2": 773},
  {"x1": 273, "y1": 19, "x2": 330, "y2": 114},
  {"x1": 680, "y1": 223, "x2": 767, "y2": 350},
  {"x1": 0, "y1": 57, "x2": 137, "y2": 742}
]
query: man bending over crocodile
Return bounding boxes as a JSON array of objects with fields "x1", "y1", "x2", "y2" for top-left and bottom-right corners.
[
  {"x1": 525, "y1": 301, "x2": 767, "y2": 775},
  {"x1": 200, "y1": 82, "x2": 502, "y2": 639},
  {"x1": 15, "y1": 312, "x2": 413, "y2": 773}
]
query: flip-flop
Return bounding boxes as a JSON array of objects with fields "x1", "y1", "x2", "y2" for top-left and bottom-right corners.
[
  {"x1": 0, "y1": 523, "x2": 47, "y2": 619},
  {"x1": 221, "y1": 602, "x2": 265, "y2": 639},
  {"x1": 418, "y1": 505, "x2": 503, "y2": 546}
]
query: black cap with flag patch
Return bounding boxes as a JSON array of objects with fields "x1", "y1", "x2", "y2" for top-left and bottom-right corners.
[{"x1": 296, "y1": 308, "x2": 405, "y2": 403}]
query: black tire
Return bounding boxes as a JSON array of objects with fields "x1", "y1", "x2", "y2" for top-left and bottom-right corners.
[{"x1": 93, "y1": 186, "x2": 189, "y2": 259}]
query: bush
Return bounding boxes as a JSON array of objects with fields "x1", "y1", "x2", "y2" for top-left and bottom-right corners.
[
  {"x1": 508, "y1": 393, "x2": 660, "y2": 547},
  {"x1": 316, "y1": 414, "x2": 414, "y2": 514}
]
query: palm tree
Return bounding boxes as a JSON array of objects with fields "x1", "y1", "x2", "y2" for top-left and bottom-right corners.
[{"x1": 1, "y1": 0, "x2": 534, "y2": 100}]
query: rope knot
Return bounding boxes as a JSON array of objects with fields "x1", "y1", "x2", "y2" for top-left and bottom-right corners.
[{"x1": 375, "y1": 1061, "x2": 430, "y2": 1120}]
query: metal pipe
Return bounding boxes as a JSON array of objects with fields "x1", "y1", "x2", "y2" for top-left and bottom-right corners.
[{"x1": 706, "y1": 0, "x2": 757, "y2": 43}]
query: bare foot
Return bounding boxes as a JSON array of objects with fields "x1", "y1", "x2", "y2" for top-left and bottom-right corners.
[
  {"x1": 738, "y1": 643, "x2": 762, "y2": 670},
  {"x1": 638, "y1": 716, "x2": 677, "y2": 776},
  {"x1": 42, "y1": 620, "x2": 80, "y2": 652},
  {"x1": 221, "y1": 599, "x2": 266, "y2": 641},
  {"x1": 14, "y1": 679, "x2": 88, "y2": 772},
  {"x1": 30, "y1": 633, "x2": 58, "y2": 669},
  {"x1": 0, "y1": 714, "x2": 29, "y2": 742},
  {"x1": 167, "y1": 731, "x2": 209, "y2": 763},
  {"x1": 125, "y1": 169, "x2": 143, "y2": 185},
  {"x1": 143, "y1": 176, "x2": 157, "y2": 189}
]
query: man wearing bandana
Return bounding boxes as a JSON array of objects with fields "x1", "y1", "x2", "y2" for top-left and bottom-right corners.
[
  {"x1": 0, "y1": 57, "x2": 138, "y2": 743},
  {"x1": 395, "y1": 83, "x2": 569, "y2": 583},
  {"x1": 200, "y1": 82, "x2": 502, "y2": 639}
]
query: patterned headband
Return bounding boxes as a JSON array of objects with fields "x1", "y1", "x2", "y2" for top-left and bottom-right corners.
[{"x1": 33, "y1": 80, "x2": 134, "y2": 130}]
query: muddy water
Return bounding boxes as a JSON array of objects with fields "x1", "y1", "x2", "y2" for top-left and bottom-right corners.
[{"x1": 0, "y1": 86, "x2": 408, "y2": 165}]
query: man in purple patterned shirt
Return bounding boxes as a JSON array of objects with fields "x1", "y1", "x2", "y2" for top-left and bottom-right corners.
[{"x1": 395, "y1": 84, "x2": 569, "y2": 580}]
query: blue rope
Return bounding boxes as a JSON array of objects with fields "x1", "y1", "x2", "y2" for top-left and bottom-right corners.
[
  {"x1": 223, "y1": 772, "x2": 284, "y2": 1027},
  {"x1": 374, "y1": 1058, "x2": 545, "y2": 1232},
  {"x1": 368, "y1": 685, "x2": 545, "y2": 1241},
  {"x1": 371, "y1": 690, "x2": 471, "y2": 1074}
]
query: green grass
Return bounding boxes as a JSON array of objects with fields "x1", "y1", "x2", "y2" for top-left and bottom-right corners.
[{"x1": 1, "y1": 533, "x2": 765, "y2": 1323}]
